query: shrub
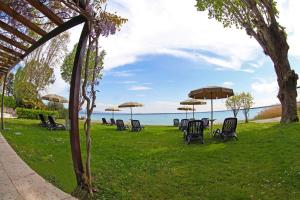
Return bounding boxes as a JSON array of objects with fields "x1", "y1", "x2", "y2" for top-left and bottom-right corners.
[
  {"x1": 16, "y1": 108, "x2": 59, "y2": 119},
  {"x1": 0, "y1": 96, "x2": 17, "y2": 109}
]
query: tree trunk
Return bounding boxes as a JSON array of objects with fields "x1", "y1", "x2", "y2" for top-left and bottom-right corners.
[
  {"x1": 263, "y1": 26, "x2": 299, "y2": 123},
  {"x1": 277, "y1": 69, "x2": 298, "y2": 123},
  {"x1": 244, "y1": 109, "x2": 248, "y2": 123}
]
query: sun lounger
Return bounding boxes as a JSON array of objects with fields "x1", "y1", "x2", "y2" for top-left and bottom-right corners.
[
  {"x1": 131, "y1": 120, "x2": 144, "y2": 132},
  {"x1": 184, "y1": 120, "x2": 204, "y2": 144},
  {"x1": 213, "y1": 117, "x2": 238, "y2": 141},
  {"x1": 47, "y1": 116, "x2": 66, "y2": 131}
]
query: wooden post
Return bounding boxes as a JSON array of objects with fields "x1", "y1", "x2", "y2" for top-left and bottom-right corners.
[
  {"x1": 69, "y1": 22, "x2": 89, "y2": 186},
  {"x1": 1, "y1": 72, "x2": 7, "y2": 130}
]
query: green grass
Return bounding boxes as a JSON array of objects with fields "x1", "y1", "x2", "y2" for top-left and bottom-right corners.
[{"x1": 2, "y1": 119, "x2": 300, "y2": 199}]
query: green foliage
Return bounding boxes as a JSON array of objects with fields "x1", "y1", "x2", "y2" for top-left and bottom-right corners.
[
  {"x1": 225, "y1": 94, "x2": 242, "y2": 117},
  {"x1": 240, "y1": 92, "x2": 254, "y2": 123},
  {"x1": 195, "y1": 0, "x2": 279, "y2": 30},
  {"x1": 60, "y1": 44, "x2": 105, "y2": 84},
  {"x1": 47, "y1": 102, "x2": 68, "y2": 119},
  {"x1": 3, "y1": 120, "x2": 300, "y2": 199},
  {"x1": 16, "y1": 108, "x2": 58, "y2": 119},
  {"x1": 0, "y1": 96, "x2": 17, "y2": 109}
]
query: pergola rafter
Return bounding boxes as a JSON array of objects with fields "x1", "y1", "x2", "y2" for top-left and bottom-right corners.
[{"x1": 0, "y1": 0, "x2": 88, "y2": 187}]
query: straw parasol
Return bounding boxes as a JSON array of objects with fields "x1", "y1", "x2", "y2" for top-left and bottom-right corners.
[
  {"x1": 189, "y1": 86, "x2": 234, "y2": 134},
  {"x1": 180, "y1": 99, "x2": 206, "y2": 118},
  {"x1": 177, "y1": 106, "x2": 195, "y2": 119},
  {"x1": 118, "y1": 102, "x2": 143, "y2": 120},
  {"x1": 42, "y1": 94, "x2": 68, "y2": 103},
  {"x1": 105, "y1": 107, "x2": 121, "y2": 119}
]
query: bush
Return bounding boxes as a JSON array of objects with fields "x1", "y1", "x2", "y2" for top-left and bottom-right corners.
[
  {"x1": 16, "y1": 108, "x2": 59, "y2": 119},
  {"x1": 0, "y1": 96, "x2": 17, "y2": 109}
]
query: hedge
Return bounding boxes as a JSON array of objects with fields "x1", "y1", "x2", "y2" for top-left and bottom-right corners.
[
  {"x1": 16, "y1": 108, "x2": 59, "y2": 119},
  {"x1": 0, "y1": 96, "x2": 17, "y2": 109}
]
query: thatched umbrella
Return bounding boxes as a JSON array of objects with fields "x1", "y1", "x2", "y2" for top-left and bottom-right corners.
[
  {"x1": 118, "y1": 102, "x2": 143, "y2": 120},
  {"x1": 42, "y1": 94, "x2": 68, "y2": 103},
  {"x1": 189, "y1": 86, "x2": 234, "y2": 134},
  {"x1": 180, "y1": 99, "x2": 206, "y2": 118},
  {"x1": 177, "y1": 106, "x2": 195, "y2": 119},
  {"x1": 105, "y1": 107, "x2": 121, "y2": 119}
]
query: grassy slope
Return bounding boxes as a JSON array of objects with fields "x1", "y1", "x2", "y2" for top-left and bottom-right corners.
[{"x1": 2, "y1": 119, "x2": 300, "y2": 200}]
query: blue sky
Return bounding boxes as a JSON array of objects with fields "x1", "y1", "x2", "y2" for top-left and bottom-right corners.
[{"x1": 46, "y1": 0, "x2": 300, "y2": 113}]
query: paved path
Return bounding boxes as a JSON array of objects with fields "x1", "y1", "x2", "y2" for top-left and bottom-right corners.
[
  {"x1": 252, "y1": 117, "x2": 281, "y2": 123},
  {"x1": 0, "y1": 133, "x2": 76, "y2": 200}
]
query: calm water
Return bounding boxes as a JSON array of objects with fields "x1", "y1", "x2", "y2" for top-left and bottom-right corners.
[{"x1": 84, "y1": 107, "x2": 265, "y2": 125}]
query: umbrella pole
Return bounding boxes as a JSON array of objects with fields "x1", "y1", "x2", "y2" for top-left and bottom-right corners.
[
  {"x1": 112, "y1": 111, "x2": 114, "y2": 119},
  {"x1": 210, "y1": 98, "x2": 213, "y2": 135},
  {"x1": 193, "y1": 104, "x2": 195, "y2": 119},
  {"x1": 130, "y1": 107, "x2": 133, "y2": 121},
  {"x1": 186, "y1": 110, "x2": 187, "y2": 119}
]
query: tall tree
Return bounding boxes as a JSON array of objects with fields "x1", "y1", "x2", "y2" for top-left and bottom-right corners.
[
  {"x1": 196, "y1": 0, "x2": 298, "y2": 123},
  {"x1": 13, "y1": 32, "x2": 69, "y2": 107},
  {"x1": 5, "y1": 73, "x2": 14, "y2": 97},
  {"x1": 226, "y1": 95, "x2": 242, "y2": 117},
  {"x1": 240, "y1": 92, "x2": 254, "y2": 123}
]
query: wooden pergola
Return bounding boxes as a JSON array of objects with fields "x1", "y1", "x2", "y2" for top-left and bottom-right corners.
[{"x1": 0, "y1": 0, "x2": 90, "y2": 186}]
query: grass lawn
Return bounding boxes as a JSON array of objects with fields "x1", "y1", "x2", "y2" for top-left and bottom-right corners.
[{"x1": 2, "y1": 119, "x2": 300, "y2": 199}]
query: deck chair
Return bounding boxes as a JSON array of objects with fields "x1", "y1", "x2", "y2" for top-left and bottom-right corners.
[
  {"x1": 116, "y1": 119, "x2": 128, "y2": 131},
  {"x1": 39, "y1": 114, "x2": 49, "y2": 128},
  {"x1": 179, "y1": 119, "x2": 189, "y2": 132},
  {"x1": 213, "y1": 117, "x2": 238, "y2": 141},
  {"x1": 131, "y1": 120, "x2": 144, "y2": 132},
  {"x1": 184, "y1": 120, "x2": 204, "y2": 144},
  {"x1": 47, "y1": 116, "x2": 65, "y2": 131},
  {"x1": 201, "y1": 118, "x2": 209, "y2": 128},
  {"x1": 173, "y1": 119, "x2": 180, "y2": 127},
  {"x1": 110, "y1": 118, "x2": 116, "y2": 125},
  {"x1": 102, "y1": 118, "x2": 111, "y2": 125}
]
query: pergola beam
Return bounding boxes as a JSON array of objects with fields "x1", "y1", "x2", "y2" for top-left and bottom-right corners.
[
  {"x1": 0, "y1": 34, "x2": 28, "y2": 51},
  {"x1": 0, "y1": 51, "x2": 19, "y2": 61},
  {"x1": 25, "y1": 0, "x2": 64, "y2": 26},
  {"x1": 0, "y1": 3, "x2": 47, "y2": 36},
  {"x1": 0, "y1": 20, "x2": 36, "y2": 44},
  {"x1": 0, "y1": 58, "x2": 15, "y2": 66},
  {"x1": 0, "y1": 44, "x2": 24, "y2": 58},
  {"x1": 6, "y1": 15, "x2": 86, "y2": 71}
]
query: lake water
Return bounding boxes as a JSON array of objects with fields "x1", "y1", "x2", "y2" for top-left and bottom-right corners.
[{"x1": 85, "y1": 107, "x2": 266, "y2": 125}]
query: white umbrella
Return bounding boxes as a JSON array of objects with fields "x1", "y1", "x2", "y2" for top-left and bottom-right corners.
[{"x1": 118, "y1": 102, "x2": 143, "y2": 120}]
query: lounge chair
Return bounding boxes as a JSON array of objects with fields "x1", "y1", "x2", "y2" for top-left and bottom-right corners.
[
  {"x1": 39, "y1": 114, "x2": 49, "y2": 128},
  {"x1": 179, "y1": 119, "x2": 189, "y2": 132},
  {"x1": 201, "y1": 118, "x2": 209, "y2": 128},
  {"x1": 184, "y1": 120, "x2": 204, "y2": 144},
  {"x1": 131, "y1": 120, "x2": 144, "y2": 132},
  {"x1": 116, "y1": 119, "x2": 128, "y2": 131},
  {"x1": 173, "y1": 119, "x2": 180, "y2": 127},
  {"x1": 110, "y1": 118, "x2": 116, "y2": 125},
  {"x1": 47, "y1": 116, "x2": 66, "y2": 131},
  {"x1": 213, "y1": 117, "x2": 238, "y2": 141},
  {"x1": 102, "y1": 118, "x2": 111, "y2": 125}
]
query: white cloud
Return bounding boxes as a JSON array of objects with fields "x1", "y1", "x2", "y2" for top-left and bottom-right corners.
[
  {"x1": 223, "y1": 81, "x2": 234, "y2": 87},
  {"x1": 98, "y1": 0, "x2": 261, "y2": 71},
  {"x1": 43, "y1": 67, "x2": 69, "y2": 98},
  {"x1": 106, "y1": 70, "x2": 135, "y2": 77},
  {"x1": 128, "y1": 86, "x2": 152, "y2": 91},
  {"x1": 251, "y1": 79, "x2": 278, "y2": 94},
  {"x1": 120, "y1": 81, "x2": 137, "y2": 84}
]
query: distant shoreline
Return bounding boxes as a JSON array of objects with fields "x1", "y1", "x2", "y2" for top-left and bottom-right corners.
[{"x1": 81, "y1": 104, "x2": 279, "y2": 115}]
